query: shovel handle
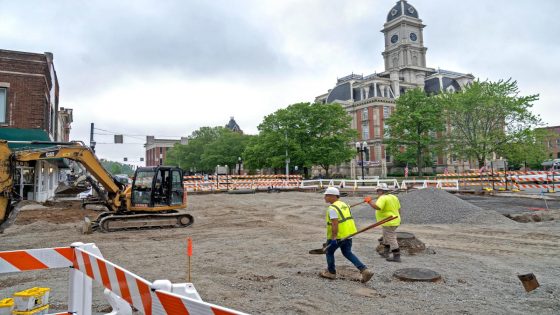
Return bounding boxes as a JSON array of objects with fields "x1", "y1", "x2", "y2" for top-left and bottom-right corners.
[
  {"x1": 349, "y1": 201, "x2": 366, "y2": 208},
  {"x1": 341, "y1": 215, "x2": 397, "y2": 241},
  {"x1": 320, "y1": 215, "x2": 398, "y2": 252}
]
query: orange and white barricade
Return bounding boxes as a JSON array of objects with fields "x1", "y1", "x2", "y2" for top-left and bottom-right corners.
[{"x1": 0, "y1": 243, "x2": 248, "y2": 315}]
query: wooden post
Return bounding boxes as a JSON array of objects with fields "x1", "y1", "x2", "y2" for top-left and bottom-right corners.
[{"x1": 187, "y1": 238, "x2": 192, "y2": 282}]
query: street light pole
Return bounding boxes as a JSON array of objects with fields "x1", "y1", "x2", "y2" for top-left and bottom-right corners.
[
  {"x1": 356, "y1": 141, "x2": 367, "y2": 185},
  {"x1": 237, "y1": 156, "x2": 242, "y2": 176}
]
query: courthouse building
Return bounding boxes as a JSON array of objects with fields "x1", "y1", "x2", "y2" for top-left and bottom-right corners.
[{"x1": 315, "y1": 0, "x2": 474, "y2": 177}]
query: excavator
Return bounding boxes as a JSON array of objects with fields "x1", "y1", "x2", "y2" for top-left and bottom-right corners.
[{"x1": 0, "y1": 140, "x2": 193, "y2": 232}]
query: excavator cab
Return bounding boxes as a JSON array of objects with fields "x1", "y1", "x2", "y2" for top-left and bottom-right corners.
[{"x1": 131, "y1": 166, "x2": 184, "y2": 210}]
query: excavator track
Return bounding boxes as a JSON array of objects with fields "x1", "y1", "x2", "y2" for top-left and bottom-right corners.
[{"x1": 95, "y1": 212, "x2": 194, "y2": 232}]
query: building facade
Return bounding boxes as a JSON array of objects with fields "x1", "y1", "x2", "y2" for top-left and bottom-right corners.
[
  {"x1": 315, "y1": 0, "x2": 474, "y2": 177},
  {"x1": 145, "y1": 136, "x2": 189, "y2": 167},
  {"x1": 0, "y1": 49, "x2": 72, "y2": 201},
  {"x1": 543, "y1": 125, "x2": 560, "y2": 160}
]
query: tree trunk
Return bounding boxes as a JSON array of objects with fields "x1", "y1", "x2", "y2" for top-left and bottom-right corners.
[
  {"x1": 417, "y1": 146, "x2": 423, "y2": 177},
  {"x1": 323, "y1": 165, "x2": 330, "y2": 178},
  {"x1": 478, "y1": 157, "x2": 484, "y2": 169}
]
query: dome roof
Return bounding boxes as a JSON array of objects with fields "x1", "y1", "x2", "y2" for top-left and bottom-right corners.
[{"x1": 387, "y1": 0, "x2": 419, "y2": 22}]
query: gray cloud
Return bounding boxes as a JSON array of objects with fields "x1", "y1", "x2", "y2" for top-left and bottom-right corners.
[
  {"x1": 1, "y1": 0, "x2": 289, "y2": 97},
  {"x1": 1, "y1": 0, "x2": 558, "y2": 161}
]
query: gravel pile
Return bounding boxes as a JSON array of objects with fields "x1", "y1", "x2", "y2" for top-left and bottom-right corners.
[{"x1": 352, "y1": 188, "x2": 515, "y2": 225}]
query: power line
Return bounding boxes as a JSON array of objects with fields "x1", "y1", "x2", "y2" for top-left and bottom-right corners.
[
  {"x1": 94, "y1": 142, "x2": 145, "y2": 145},
  {"x1": 93, "y1": 127, "x2": 186, "y2": 140}
]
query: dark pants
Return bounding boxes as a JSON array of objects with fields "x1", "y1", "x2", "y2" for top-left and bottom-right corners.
[{"x1": 326, "y1": 238, "x2": 366, "y2": 274}]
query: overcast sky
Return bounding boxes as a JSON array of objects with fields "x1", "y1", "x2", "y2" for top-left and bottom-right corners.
[{"x1": 1, "y1": 0, "x2": 558, "y2": 165}]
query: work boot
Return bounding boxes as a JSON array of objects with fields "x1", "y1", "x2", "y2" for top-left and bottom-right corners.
[
  {"x1": 386, "y1": 249, "x2": 401, "y2": 262},
  {"x1": 319, "y1": 270, "x2": 337, "y2": 280},
  {"x1": 360, "y1": 268, "x2": 374, "y2": 283},
  {"x1": 379, "y1": 245, "x2": 390, "y2": 258}
]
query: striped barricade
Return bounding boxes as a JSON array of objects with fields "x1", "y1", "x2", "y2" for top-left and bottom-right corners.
[
  {"x1": 400, "y1": 180, "x2": 458, "y2": 191},
  {"x1": 0, "y1": 247, "x2": 74, "y2": 273},
  {"x1": 0, "y1": 243, "x2": 247, "y2": 315}
]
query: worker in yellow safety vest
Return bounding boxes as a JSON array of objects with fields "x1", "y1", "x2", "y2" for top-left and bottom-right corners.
[
  {"x1": 364, "y1": 184, "x2": 402, "y2": 262},
  {"x1": 321, "y1": 187, "x2": 374, "y2": 283}
]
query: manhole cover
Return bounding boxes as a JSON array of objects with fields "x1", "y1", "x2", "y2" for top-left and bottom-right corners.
[{"x1": 393, "y1": 268, "x2": 441, "y2": 282}]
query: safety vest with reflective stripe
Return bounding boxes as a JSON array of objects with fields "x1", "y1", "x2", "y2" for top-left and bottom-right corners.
[{"x1": 326, "y1": 200, "x2": 358, "y2": 239}]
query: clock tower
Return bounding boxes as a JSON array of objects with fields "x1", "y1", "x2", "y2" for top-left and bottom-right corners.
[{"x1": 381, "y1": 0, "x2": 432, "y2": 93}]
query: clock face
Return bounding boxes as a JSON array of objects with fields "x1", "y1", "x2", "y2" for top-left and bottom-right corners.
[
  {"x1": 391, "y1": 34, "x2": 399, "y2": 44},
  {"x1": 410, "y1": 32, "x2": 417, "y2": 41}
]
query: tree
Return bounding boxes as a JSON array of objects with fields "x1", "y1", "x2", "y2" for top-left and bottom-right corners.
[
  {"x1": 165, "y1": 126, "x2": 223, "y2": 172},
  {"x1": 499, "y1": 128, "x2": 550, "y2": 169},
  {"x1": 244, "y1": 102, "x2": 356, "y2": 177},
  {"x1": 99, "y1": 160, "x2": 134, "y2": 176},
  {"x1": 165, "y1": 127, "x2": 252, "y2": 173},
  {"x1": 441, "y1": 79, "x2": 541, "y2": 167},
  {"x1": 202, "y1": 129, "x2": 253, "y2": 171},
  {"x1": 385, "y1": 88, "x2": 446, "y2": 176}
]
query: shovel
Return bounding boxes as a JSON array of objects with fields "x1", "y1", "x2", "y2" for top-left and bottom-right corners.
[{"x1": 309, "y1": 215, "x2": 398, "y2": 254}]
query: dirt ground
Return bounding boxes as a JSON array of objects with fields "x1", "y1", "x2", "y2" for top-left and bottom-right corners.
[{"x1": 1, "y1": 192, "x2": 559, "y2": 315}]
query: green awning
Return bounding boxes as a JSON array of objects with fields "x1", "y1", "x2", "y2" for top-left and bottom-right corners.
[
  {"x1": 0, "y1": 128, "x2": 71, "y2": 168},
  {"x1": 0, "y1": 128, "x2": 53, "y2": 150}
]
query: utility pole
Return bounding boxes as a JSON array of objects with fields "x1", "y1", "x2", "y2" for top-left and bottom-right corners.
[
  {"x1": 285, "y1": 130, "x2": 289, "y2": 181},
  {"x1": 90, "y1": 123, "x2": 96, "y2": 153}
]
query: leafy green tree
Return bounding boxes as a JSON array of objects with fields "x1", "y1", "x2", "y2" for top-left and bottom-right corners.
[
  {"x1": 202, "y1": 129, "x2": 253, "y2": 171},
  {"x1": 165, "y1": 126, "x2": 223, "y2": 172},
  {"x1": 165, "y1": 127, "x2": 252, "y2": 173},
  {"x1": 441, "y1": 79, "x2": 541, "y2": 167},
  {"x1": 244, "y1": 102, "x2": 356, "y2": 177},
  {"x1": 499, "y1": 128, "x2": 550, "y2": 169},
  {"x1": 385, "y1": 88, "x2": 446, "y2": 176},
  {"x1": 100, "y1": 160, "x2": 134, "y2": 176}
]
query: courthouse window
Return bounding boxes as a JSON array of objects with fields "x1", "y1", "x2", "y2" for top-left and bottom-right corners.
[
  {"x1": 361, "y1": 109, "x2": 368, "y2": 120},
  {"x1": 362, "y1": 121, "x2": 369, "y2": 140},
  {"x1": 0, "y1": 88, "x2": 6, "y2": 123},
  {"x1": 383, "y1": 106, "x2": 390, "y2": 118}
]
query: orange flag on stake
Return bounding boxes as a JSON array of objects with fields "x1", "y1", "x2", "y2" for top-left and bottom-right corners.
[{"x1": 187, "y1": 238, "x2": 193, "y2": 256}]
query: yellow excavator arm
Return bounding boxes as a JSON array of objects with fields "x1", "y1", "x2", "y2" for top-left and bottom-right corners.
[
  {"x1": 0, "y1": 140, "x2": 125, "y2": 225},
  {"x1": 0, "y1": 140, "x2": 192, "y2": 232}
]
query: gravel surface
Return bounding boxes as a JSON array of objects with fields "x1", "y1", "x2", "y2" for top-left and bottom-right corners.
[{"x1": 1, "y1": 192, "x2": 559, "y2": 315}]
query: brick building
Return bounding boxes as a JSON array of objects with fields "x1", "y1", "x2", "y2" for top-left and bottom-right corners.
[
  {"x1": 315, "y1": 0, "x2": 474, "y2": 177},
  {"x1": 542, "y1": 125, "x2": 560, "y2": 160},
  {"x1": 0, "y1": 49, "x2": 72, "y2": 201},
  {"x1": 145, "y1": 136, "x2": 189, "y2": 167}
]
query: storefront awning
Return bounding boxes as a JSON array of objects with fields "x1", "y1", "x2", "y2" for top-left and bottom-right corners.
[
  {"x1": 0, "y1": 128, "x2": 70, "y2": 168},
  {"x1": 0, "y1": 128, "x2": 52, "y2": 150}
]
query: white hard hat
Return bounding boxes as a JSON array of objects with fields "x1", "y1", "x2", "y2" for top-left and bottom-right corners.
[{"x1": 324, "y1": 187, "x2": 340, "y2": 196}]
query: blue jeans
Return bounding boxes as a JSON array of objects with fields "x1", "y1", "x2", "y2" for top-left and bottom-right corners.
[{"x1": 326, "y1": 238, "x2": 366, "y2": 274}]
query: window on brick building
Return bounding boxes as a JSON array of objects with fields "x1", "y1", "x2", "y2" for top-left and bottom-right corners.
[
  {"x1": 0, "y1": 88, "x2": 6, "y2": 123},
  {"x1": 362, "y1": 121, "x2": 369, "y2": 140},
  {"x1": 385, "y1": 149, "x2": 391, "y2": 162},
  {"x1": 383, "y1": 106, "x2": 390, "y2": 119},
  {"x1": 361, "y1": 108, "x2": 368, "y2": 121}
]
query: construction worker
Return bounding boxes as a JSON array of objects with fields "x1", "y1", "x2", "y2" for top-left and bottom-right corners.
[
  {"x1": 364, "y1": 184, "x2": 402, "y2": 262},
  {"x1": 321, "y1": 187, "x2": 374, "y2": 283}
]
